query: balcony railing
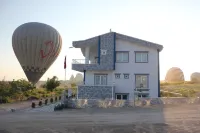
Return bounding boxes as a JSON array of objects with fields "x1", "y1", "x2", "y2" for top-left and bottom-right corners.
[
  {"x1": 72, "y1": 59, "x2": 97, "y2": 64},
  {"x1": 76, "y1": 82, "x2": 114, "y2": 87}
]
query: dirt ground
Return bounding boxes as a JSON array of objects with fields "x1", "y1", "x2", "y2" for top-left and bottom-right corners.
[{"x1": 0, "y1": 105, "x2": 200, "y2": 133}]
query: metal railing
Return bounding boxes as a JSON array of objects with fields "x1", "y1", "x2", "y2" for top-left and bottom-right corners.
[
  {"x1": 72, "y1": 59, "x2": 97, "y2": 64},
  {"x1": 77, "y1": 82, "x2": 114, "y2": 87}
]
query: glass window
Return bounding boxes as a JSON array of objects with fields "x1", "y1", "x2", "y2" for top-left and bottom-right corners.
[
  {"x1": 135, "y1": 75, "x2": 148, "y2": 88},
  {"x1": 95, "y1": 75, "x2": 100, "y2": 85},
  {"x1": 122, "y1": 95, "x2": 128, "y2": 100},
  {"x1": 116, "y1": 52, "x2": 129, "y2": 63},
  {"x1": 124, "y1": 74, "x2": 129, "y2": 79},
  {"x1": 116, "y1": 94, "x2": 128, "y2": 100},
  {"x1": 137, "y1": 94, "x2": 149, "y2": 98},
  {"x1": 116, "y1": 94, "x2": 121, "y2": 100},
  {"x1": 94, "y1": 74, "x2": 107, "y2": 85},
  {"x1": 135, "y1": 52, "x2": 148, "y2": 63}
]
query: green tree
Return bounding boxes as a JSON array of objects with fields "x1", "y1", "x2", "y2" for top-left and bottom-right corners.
[
  {"x1": 45, "y1": 76, "x2": 60, "y2": 93},
  {"x1": 0, "y1": 81, "x2": 11, "y2": 97},
  {"x1": 10, "y1": 79, "x2": 34, "y2": 92}
]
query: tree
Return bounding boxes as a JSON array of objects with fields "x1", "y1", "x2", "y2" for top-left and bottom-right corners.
[
  {"x1": 0, "y1": 81, "x2": 11, "y2": 97},
  {"x1": 9, "y1": 79, "x2": 34, "y2": 96},
  {"x1": 45, "y1": 76, "x2": 60, "y2": 93}
]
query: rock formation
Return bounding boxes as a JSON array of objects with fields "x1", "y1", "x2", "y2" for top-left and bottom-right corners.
[{"x1": 165, "y1": 67, "x2": 185, "y2": 82}]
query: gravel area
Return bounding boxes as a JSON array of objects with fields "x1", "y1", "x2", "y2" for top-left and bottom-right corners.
[{"x1": 0, "y1": 104, "x2": 200, "y2": 132}]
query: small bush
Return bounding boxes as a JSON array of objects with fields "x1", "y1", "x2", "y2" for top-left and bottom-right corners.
[
  {"x1": 0, "y1": 97, "x2": 13, "y2": 103},
  {"x1": 38, "y1": 101, "x2": 42, "y2": 106},
  {"x1": 45, "y1": 99, "x2": 48, "y2": 105},
  {"x1": 27, "y1": 96, "x2": 39, "y2": 101},
  {"x1": 32, "y1": 102, "x2": 35, "y2": 108},
  {"x1": 54, "y1": 103, "x2": 64, "y2": 111},
  {"x1": 50, "y1": 98, "x2": 53, "y2": 103},
  {"x1": 55, "y1": 97, "x2": 57, "y2": 102}
]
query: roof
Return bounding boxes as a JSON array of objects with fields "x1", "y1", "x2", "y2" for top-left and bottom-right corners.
[{"x1": 73, "y1": 32, "x2": 163, "y2": 51}]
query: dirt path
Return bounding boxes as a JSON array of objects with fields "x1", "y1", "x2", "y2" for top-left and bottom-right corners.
[{"x1": 0, "y1": 105, "x2": 200, "y2": 133}]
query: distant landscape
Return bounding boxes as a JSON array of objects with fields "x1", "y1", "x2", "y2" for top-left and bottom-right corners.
[{"x1": 1, "y1": 66, "x2": 200, "y2": 104}]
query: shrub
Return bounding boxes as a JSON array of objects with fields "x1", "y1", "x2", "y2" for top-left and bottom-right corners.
[
  {"x1": 32, "y1": 102, "x2": 35, "y2": 108},
  {"x1": 61, "y1": 103, "x2": 64, "y2": 109},
  {"x1": 27, "y1": 96, "x2": 39, "y2": 101},
  {"x1": 1, "y1": 98, "x2": 7, "y2": 103},
  {"x1": 50, "y1": 98, "x2": 53, "y2": 103},
  {"x1": 45, "y1": 76, "x2": 60, "y2": 92},
  {"x1": 38, "y1": 101, "x2": 42, "y2": 106},
  {"x1": 45, "y1": 99, "x2": 48, "y2": 105},
  {"x1": 55, "y1": 97, "x2": 57, "y2": 102},
  {"x1": 54, "y1": 103, "x2": 64, "y2": 111},
  {"x1": 2, "y1": 97, "x2": 13, "y2": 103}
]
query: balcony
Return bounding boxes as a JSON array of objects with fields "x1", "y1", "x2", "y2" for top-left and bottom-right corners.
[
  {"x1": 72, "y1": 59, "x2": 99, "y2": 72},
  {"x1": 72, "y1": 59, "x2": 97, "y2": 64}
]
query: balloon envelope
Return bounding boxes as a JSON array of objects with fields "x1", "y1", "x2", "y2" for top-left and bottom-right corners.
[{"x1": 12, "y1": 22, "x2": 62, "y2": 84}]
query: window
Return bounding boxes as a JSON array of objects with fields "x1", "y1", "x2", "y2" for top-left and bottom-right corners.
[
  {"x1": 101, "y1": 49, "x2": 107, "y2": 55},
  {"x1": 135, "y1": 74, "x2": 149, "y2": 88},
  {"x1": 135, "y1": 51, "x2": 148, "y2": 63},
  {"x1": 116, "y1": 94, "x2": 128, "y2": 100},
  {"x1": 124, "y1": 74, "x2": 129, "y2": 79},
  {"x1": 115, "y1": 73, "x2": 121, "y2": 79},
  {"x1": 94, "y1": 74, "x2": 107, "y2": 85},
  {"x1": 116, "y1": 51, "x2": 129, "y2": 63},
  {"x1": 138, "y1": 93, "x2": 149, "y2": 98}
]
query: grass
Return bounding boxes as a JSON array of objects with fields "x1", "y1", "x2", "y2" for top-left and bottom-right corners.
[{"x1": 160, "y1": 81, "x2": 200, "y2": 97}]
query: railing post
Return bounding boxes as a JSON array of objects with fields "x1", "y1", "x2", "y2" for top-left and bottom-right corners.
[{"x1": 77, "y1": 87, "x2": 79, "y2": 100}]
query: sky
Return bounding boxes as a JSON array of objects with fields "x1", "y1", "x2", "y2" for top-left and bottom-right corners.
[{"x1": 0, "y1": 0, "x2": 200, "y2": 81}]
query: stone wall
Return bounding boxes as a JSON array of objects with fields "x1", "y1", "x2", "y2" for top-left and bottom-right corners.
[
  {"x1": 99, "y1": 32, "x2": 115, "y2": 69},
  {"x1": 72, "y1": 32, "x2": 115, "y2": 72},
  {"x1": 66, "y1": 97, "x2": 200, "y2": 108},
  {"x1": 78, "y1": 86, "x2": 114, "y2": 99}
]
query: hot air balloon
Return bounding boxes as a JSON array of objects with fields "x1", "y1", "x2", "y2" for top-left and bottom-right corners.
[{"x1": 12, "y1": 22, "x2": 62, "y2": 85}]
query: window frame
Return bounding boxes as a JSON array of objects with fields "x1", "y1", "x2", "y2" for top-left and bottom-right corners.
[
  {"x1": 123, "y1": 73, "x2": 129, "y2": 79},
  {"x1": 94, "y1": 74, "x2": 108, "y2": 85},
  {"x1": 116, "y1": 51, "x2": 129, "y2": 63},
  {"x1": 115, "y1": 93, "x2": 129, "y2": 100},
  {"x1": 135, "y1": 51, "x2": 148, "y2": 63},
  {"x1": 135, "y1": 74, "x2": 149, "y2": 89},
  {"x1": 115, "y1": 73, "x2": 121, "y2": 79}
]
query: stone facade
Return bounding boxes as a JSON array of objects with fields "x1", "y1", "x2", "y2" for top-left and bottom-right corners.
[
  {"x1": 72, "y1": 32, "x2": 115, "y2": 72},
  {"x1": 78, "y1": 85, "x2": 114, "y2": 99}
]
